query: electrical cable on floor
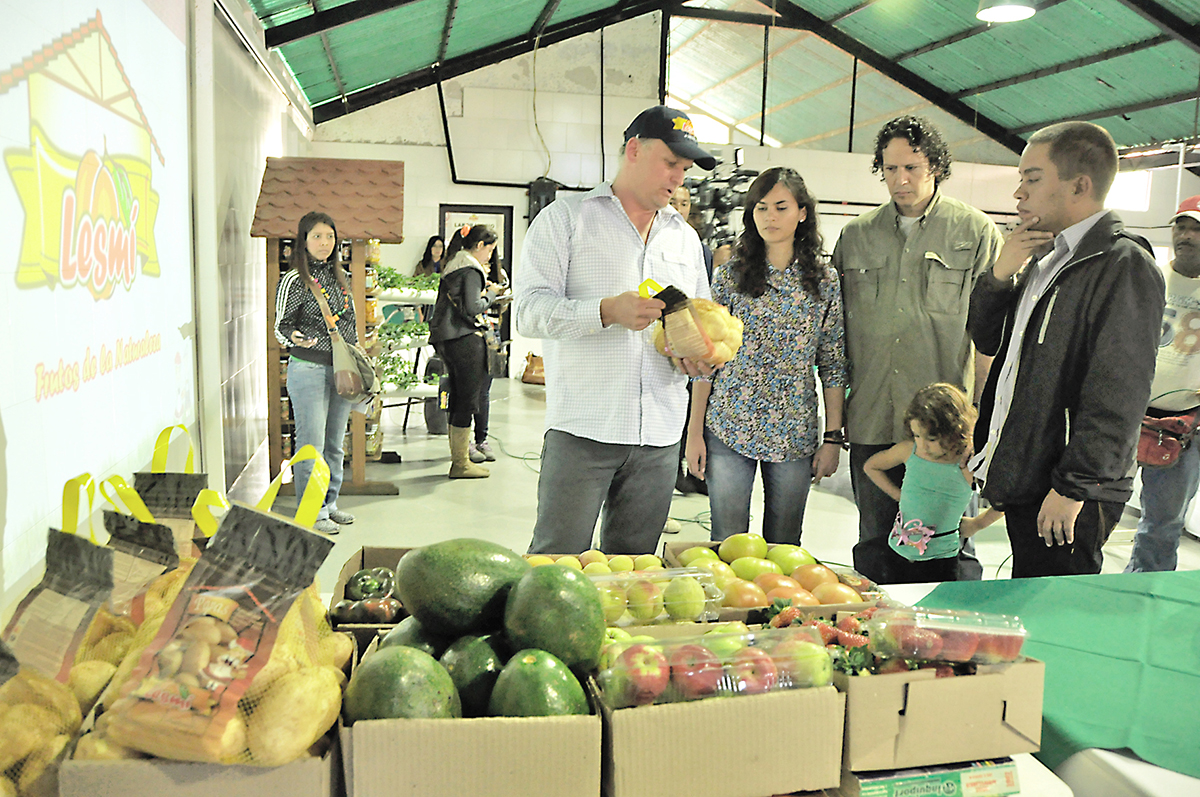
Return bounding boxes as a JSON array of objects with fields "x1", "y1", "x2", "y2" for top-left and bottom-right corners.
[
  {"x1": 995, "y1": 553, "x2": 1013, "y2": 579},
  {"x1": 485, "y1": 433, "x2": 542, "y2": 475},
  {"x1": 669, "y1": 510, "x2": 712, "y2": 533}
]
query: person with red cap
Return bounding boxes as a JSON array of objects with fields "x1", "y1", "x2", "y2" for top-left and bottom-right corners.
[
  {"x1": 968, "y1": 121, "x2": 1165, "y2": 577},
  {"x1": 514, "y1": 106, "x2": 718, "y2": 556},
  {"x1": 1126, "y1": 195, "x2": 1200, "y2": 571}
]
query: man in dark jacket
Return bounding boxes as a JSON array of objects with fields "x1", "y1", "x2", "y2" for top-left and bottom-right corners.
[{"x1": 968, "y1": 121, "x2": 1165, "y2": 578}]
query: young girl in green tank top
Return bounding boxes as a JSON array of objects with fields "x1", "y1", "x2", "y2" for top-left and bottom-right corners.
[{"x1": 864, "y1": 383, "x2": 1003, "y2": 580}]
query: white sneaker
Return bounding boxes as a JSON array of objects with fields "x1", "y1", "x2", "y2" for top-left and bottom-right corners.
[
  {"x1": 468, "y1": 441, "x2": 487, "y2": 463},
  {"x1": 476, "y1": 440, "x2": 496, "y2": 462},
  {"x1": 314, "y1": 518, "x2": 339, "y2": 535},
  {"x1": 329, "y1": 509, "x2": 355, "y2": 524}
]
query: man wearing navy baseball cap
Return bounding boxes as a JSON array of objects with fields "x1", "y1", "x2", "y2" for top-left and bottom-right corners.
[
  {"x1": 513, "y1": 106, "x2": 717, "y2": 556},
  {"x1": 1126, "y1": 195, "x2": 1200, "y2": 571}
]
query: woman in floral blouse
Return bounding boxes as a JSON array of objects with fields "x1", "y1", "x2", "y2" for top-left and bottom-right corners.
[{"x1": 685, "y1": 167, "x2": 848, "y2": 544}]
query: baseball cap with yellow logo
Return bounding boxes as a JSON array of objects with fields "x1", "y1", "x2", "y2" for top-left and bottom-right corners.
[{"x1": 623, "y1": 106, "x2": 717, "y2": 171}]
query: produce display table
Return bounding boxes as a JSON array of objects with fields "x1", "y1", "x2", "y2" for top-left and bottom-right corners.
[{"x1": 897, "y1": 571, "x2": 1200, "y2": 794}]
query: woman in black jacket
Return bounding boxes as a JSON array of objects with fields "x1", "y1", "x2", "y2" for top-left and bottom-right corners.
[{"x1": 428, "y1": 225, "x2": 508, "y2": 478}]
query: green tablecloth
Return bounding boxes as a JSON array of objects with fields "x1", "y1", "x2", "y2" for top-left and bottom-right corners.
[{"x1": 917, "y1": 570, "x2": 1200, "y2": 778}]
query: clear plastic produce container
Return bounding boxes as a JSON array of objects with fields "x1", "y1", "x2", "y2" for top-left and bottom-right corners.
[
  {"x1": 596, "y1": 625, "x2": 831, "y2": 709},
  {"x1": 588, "y1": 567, "x2": 723, "y2": 625},
  {"x1": 864, "y1": 606, "x2": 1028, "y2": 664}
]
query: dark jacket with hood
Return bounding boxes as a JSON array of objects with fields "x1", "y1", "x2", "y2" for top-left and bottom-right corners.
[
  {"x1": 969, "y1": 211, "x2": 1165, "y2": 507},
  {"x1": 427, "y1": 250, "x2": 499, "y2": 345}
]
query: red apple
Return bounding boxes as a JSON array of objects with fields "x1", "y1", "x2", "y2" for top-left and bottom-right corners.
[
  {"x1": 670, "y1": 644, "x2": 724, "y2": 700},
  {"x1": 727, "y1": 646, "x2": 777, "y2": 694},
  {"x1": 615, "y1": 644, "x2": 669, "y2": 705}
]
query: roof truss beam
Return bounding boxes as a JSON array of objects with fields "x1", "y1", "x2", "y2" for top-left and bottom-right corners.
[
  {"x1": 437, "y1": 0, "x2": 459, "y2": 63},
  {"x1": 312, "y1": 0, "x2": 667, "y2": 123},
  {"x1": 668, "y1": 4, "x2": 806, "y2": 30},
  {"x1": 1012, "y1": 89, "x2": 1200, "y2": 133},
  {"x1": 952, "y1": 35, "x2": 1170, "y2": 99},
  {"x1": 769, "y1": 0, "x2": 1028, "y2": 153},
  {"x1": 531, "y1": 0, "x2": 563, "y2": 37},
  {"x1": 265, "y1": 0, "x2": 421, "y2": 49},
  {"x1": 1110, "y1": 0, "x2": 1200, "y2": 54}
]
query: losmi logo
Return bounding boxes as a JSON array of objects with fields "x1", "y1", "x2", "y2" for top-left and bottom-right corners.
[{"x1": 59, "y1": 150, "x2": 141, "y2": 299}]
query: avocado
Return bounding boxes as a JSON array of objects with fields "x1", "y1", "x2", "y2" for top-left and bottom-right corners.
[
  {"x1": 393, "y1": 539, "x2": 531, "y2": 637},
  {"x1": 343, "y1": 645, "x2": 461, "y2": 722},
  {"x1": 504, "y1": 564, "x2": 606, "y2": 671},
  {"x1": 487, "y1": 648, "x2": 589, "y2": 717}
]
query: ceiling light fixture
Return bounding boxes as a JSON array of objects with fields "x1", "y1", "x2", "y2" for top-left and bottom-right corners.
[{"x1": 976, "y1": 0, "x2": 1036, "y2": 22}]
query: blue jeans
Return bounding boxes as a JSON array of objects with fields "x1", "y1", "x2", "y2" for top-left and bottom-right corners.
[
  {"x1": 704, "y1": 427, "x2": 812, "y2": 545},
  {"x1": 1126, "y1": 442, "x2": 1200, "y2": 572},
  {"x1": 287, "y1": 357, "x2": 353, "y2": 521}
]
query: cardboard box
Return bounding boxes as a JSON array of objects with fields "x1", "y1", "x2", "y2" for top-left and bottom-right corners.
[
  {"x1": 341, "y1": 714, "x2": 600, "y2": 797},
  {"x1": 834, "y1": 757, "x2": 1021, "y2": 797},
  {"x1": 60, "y1": 743, "x2": 338, "y2": 797},
  {"x1": 835, "y1": 658, "x2": 1044, "y2": 772},
  {"x1": 659, "y1": 540, "x2": 884, "y2": 623},
  {"x1": 598, "y1": 681, "x2": 843, "y2": 797},
  {"x1": 330, "y1": 546, "x2": 411, "y2": 653},
  {"x1": 340, "y1": 636, "x2": 601, "y2": 797},
  {"x1": 596, "y1": 624, "x2": 844, "y2": 797}
]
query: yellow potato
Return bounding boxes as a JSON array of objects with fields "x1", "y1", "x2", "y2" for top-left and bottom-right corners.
[
  {"x1": 68, "y1": 660, "x2": 117, "y2": 714},
  {"x1": 18, "y1": 732, "x2": 69, "y2": 792},
  {"x1": 73, "y1": 732, "x2": 147, "y2": 760},
  {"x1": 0, "y1": 704, "x2": 57, "y2": 770},
  {"x1": 652, "y1": 298, "x2": 743, "y2": 366},
  {"x1": 246, "y1": 666, "x2": 342, "y2": 766}
]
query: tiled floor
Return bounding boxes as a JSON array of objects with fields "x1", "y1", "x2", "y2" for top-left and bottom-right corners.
[{"x1": 267, "y1": 377, "x2": 1200, "y2": 596}]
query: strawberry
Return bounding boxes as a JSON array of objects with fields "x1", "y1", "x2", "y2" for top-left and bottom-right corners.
[
  {"x1": 836, "y1": 615, "x2": 862, "y2": 634},
  {"x1": 938, "y1": 630, "x2": 980, "y2": 662},
  {"x1": 895, "y1": 626, "x2": 943, "y2": 659},
  {"x1": 804, "y1": 620, "x2": 838, "y2": 646},
  {"x1": 836, "y1": 628, "x2": 869, "y2": 648},
  {"x1": 770, "y1": 606, "x2": 803, "y2": 628},
  {"x1": 976, "y1": 633, "x2": 1024, "y2": 663},
  {"x1": 918, "y1": 662, "x2": 956, "y2": 678},
  {"x1": 854, "y1": 606, "x2": 880, "y2": 621}
]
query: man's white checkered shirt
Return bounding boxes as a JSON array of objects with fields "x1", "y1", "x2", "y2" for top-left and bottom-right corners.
[{"x1": 514, "y1": 182, "x2": 711, "y2": 447}]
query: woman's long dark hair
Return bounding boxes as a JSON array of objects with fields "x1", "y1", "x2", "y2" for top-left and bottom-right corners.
[
  {"x1": 418, "y1": 235, "x2": 445, "y2": 272},
  {"x1": 291, "y1": 211, "x2": 350, "y2": 293},
  {"x1": 444, "y1": 224, "x2": 498, "y2": 263},
  {"x1": 731, "y1": 167, "x2": 825, "y2": 298}
]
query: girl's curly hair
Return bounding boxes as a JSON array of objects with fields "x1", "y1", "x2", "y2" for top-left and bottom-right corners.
[{"x1": 902, "y1": 383, "x2": 977, "y2": 458}]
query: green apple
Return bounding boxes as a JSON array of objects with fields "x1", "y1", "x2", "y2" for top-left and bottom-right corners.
[
  {"x1": 608, "y1": 555, "x2": 635, "y2": 572},
  {"x1": 641, "y1": 564, "x2": 666, "y2": 572},
  {"x1": 627, "y1": 635, "x2": 658, "y2": 645},
  {"x1": 579, "y1": 549, "x2": 608, "y2": 566},
  {"x1": 730, "y1": 556, "x2": 782, "y2": 581},
  {"x1": 597, "y1": 582, "x2": 627, "y2": 623},
  {"x1": 634, "y1": 554, "x2": 662, "y2": 570},
  {"x1": 688, "y1": 558, "x2": 738, "y2": 590},
  {"x1": 663, "y1": 576, "x2": 708, "y2": 621},
  {"x1": 583, "y1": 561, "x2": 612, "y2": 575},
  {"x1": 556, "y1": 556, "x2": 583, "y2": 570},
  {"x1": 715, "y1": 621, "x2": 751, "y2": 635},
  {"x1": 702, "y1": 630, "x2": 746, "y2": 661},
  {"x1": 772, "y1": 638, "x2": 833, "y2": 688},
  {"x1": 604, "y1": 626, "x2": 633, "y2": 645},
  {"x1": 677, "y1": 546, "x2": 720, "y2": 566},
  {"x1": 765, "y1": 544, "x2": 818, "y2": 574},
  {"x1": 625, "y1": 579, "x2": 665, "y2": 621},
  {"x1": 718, "y1": 533, "x2": 769, "y2": 563}
]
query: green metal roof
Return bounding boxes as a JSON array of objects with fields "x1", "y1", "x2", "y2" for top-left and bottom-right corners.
[{"x1": 242, "y1": 0, "x2": 1200, "y2": 164}]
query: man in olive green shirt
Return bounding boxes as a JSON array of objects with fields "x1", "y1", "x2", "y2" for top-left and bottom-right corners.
[{"x1": 832, "y1": 116, "x2": 1003, "y2": 584}]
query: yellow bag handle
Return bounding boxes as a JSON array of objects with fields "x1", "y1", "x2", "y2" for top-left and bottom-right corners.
[
  {"x1": 191, "y1": 489, "x2": 230, "y2": 538},
  {"x1": 62, "y1": 473, "x2": 98, "y2": 543},
  {"x1": 99, "y1": 475, "x2": 156, "y2": 523},
  {"x1": 151, "y1": 425, "x2": 195, "y2": 474},
  {"x1": 638, "y1": 278, "x2": 664, "y2": 299},
  {"x1": 257, "y1": 445, "x2": 330, "y2": 529}
]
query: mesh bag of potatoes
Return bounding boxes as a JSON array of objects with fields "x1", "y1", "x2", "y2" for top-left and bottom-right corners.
[
  {"x1": 649, "y1": 291, "x2": 743, "y2": 366},
  {"x1": 0, "y1": 640, "x2": 83, "y2": 797},
  {"x1": 79, "y1": 502, "x2": 343, "y2": 766}
]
